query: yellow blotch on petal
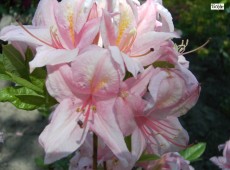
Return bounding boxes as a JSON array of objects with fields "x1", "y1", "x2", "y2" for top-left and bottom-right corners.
[
  {"x1": 116, "y1": 11, "x2": 132, "y2": 46},
  {"x1": 93, "y1": 78, "x2": 109, "y2": 93},
  {"x1": 67, "y1": 6, "x2": 75, "y2": 46}
]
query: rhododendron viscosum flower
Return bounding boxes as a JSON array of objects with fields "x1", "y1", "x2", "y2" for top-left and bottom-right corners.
[
  {"x1": 100, "y1": 0, "x2": 178, "y2": 76},
  {"x1": 39, "y1": 46, "x2": 130, "y2": 165},
  {"x1": 0, "y1": 0, "x2": 100, "y2": 70},
  {"x1": 140, "y1": 152, "x2": 194, "y2": 170},
  {"x1": 113, "y1": 67, "x2": 189, "y2": 161},
  {"x1": 210, "y1": 139, "x2": 230, "y2": 170},
  {"x1": 147, "y1": 65, "x2": 200, "y2": 119}
]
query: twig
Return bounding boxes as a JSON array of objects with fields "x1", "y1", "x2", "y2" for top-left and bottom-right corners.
[{"x1": 93, "y1": 132, "x2": 98, "y2": 170}]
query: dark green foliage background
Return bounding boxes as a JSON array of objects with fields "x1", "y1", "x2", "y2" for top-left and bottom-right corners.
[
  {"x1": 0, "y1": 0, "x2": 230, "y2": 169},
  {"x1": 164, "y1": 0, "x2": 230, "y2": 169}
]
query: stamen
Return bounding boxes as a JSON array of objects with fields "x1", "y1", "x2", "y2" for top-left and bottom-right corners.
[
  {"x1": 50, "y1": 27, "x2": 64, "y2": 48},
  {"x1": 16, "y1": 20, "x2": 54, "y2": 48},
  {"x1": 130, "y1": 48, "x2": 154, "y2": 58},
  {"x1": 176, "y1": 39, "x2": 189, "y2": 53},
  {"x1": 91, "y1": 105, "x2": 97, "y2": 112},
  {"x1": 182, "y1": 38, "x2": 211, "y2": 55}
]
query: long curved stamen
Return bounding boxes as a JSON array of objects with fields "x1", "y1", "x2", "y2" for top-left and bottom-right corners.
[
  {"x1": 141, "y1": 126, "x2": 157, "y2": 145},
  {"x1": 138, "y1": 116, "x2": 186, "y2": 148},
  {"x1": 182, "y1": 38, "x2": 211, "y2": 55},
  {"x1": 151, "y1": 118, "x2": 180, "y2": 131},
  {"x1": 83, "y1": 104, "x2": 92, "y2": 128},
  {"x1": 146, "y1": 120, "x2": 178, "y2": 137},
  {"x1": 50, "y1": 27, "x2": 64, "y2": 48},
  {"x1": 17, "y1": 21, "x2": 54, "y2": 48},
  {"x1": 130, "y1": 48, "x2": 154, "y2": 58}
]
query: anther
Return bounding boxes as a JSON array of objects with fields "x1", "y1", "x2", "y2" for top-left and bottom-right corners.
[
  {"x1": 77, "y1": 120, "x2": 83, "y2": 128},
  {"x1": 76, "y1": 107, "x2": 81, "y2": 112},
  {"x1": 91, "y1": 105, "x2": 97, "y2": 112}
]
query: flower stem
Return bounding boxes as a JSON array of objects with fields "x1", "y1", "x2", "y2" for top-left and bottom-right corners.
[
  {"x1": 93, "y1": 132, "x2": 98, "y2": 170},
  {"x1": 103, "y1": 161, "x2": 107, "y2": 170}
]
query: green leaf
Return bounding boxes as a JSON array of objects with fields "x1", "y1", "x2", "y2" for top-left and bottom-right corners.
[
  {"x1": 2, "y1": 44, "x2": 29, "y2": 78},
  {"x1": 0, "y1": 86, "x2": 45, "y2": 110},
  {"x1": 152, "y1": 61, "x2": 175, "y2": 69},
  {"x1": 138, "y1": 154, "x2": 160, "y2": 162},
  {"x1": 179, "y1": 143, "x2": 206, "y2": 162},
  {"x1": 6, "y1": 72, "x2": 43, "y2": 94},
  {"x1": 0, "y1": 73, "x2": 11, "y2": 81}
]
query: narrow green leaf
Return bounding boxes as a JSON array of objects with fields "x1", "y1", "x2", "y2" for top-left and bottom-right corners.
[
  {"x1": 179, "y1": 143, "x2": 206, "y2": 162},
  {"x1": 25, "y1": 47, "x2": 34, "y2": 71},
  {"x1": 6, "y1": 72, "x2": 43, "y2": 94},
  {"x1": 152, "y1": 61, "x2": 175, "y2": 69},
  {"x1": 138, "y1": 154, "x2": 160, "y2": 162},
  {"x1": 2, "y1": 44, "x2": 28, "y2": 78},
  {"x1": 0, "y1": 86, "x2": 45, "y2": 110}
]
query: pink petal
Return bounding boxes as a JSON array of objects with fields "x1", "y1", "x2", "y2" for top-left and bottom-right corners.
[
  {"x1": 156, "y1": 3, "x2": 174, "y2": 32},
  {"x1": 90, "y1": 98, "x2": 131, "y2": 167},
  {"x1": 131, "y1": 31, "x2": 178, "y2": 57},
  {"x1": 114, "y1": 96, "x2": 136, "y2": 136},
  {"x1": 100, "y1": 10, "x2": 116, "y2": 48},
  {"x1": 108, "y1": 46, "x2": 126, "y2": 76},
  {"x1": 122, "y1": 53, "x2": 144, "y2": 78},
  {"x1": 76, "y1": 18, "x2": 100, "y2": 50},
  {"x1": 125, "y1": 65, "x2": 153, "y2": 96},
  {"x1": 132, "y1": 128, "x2": 147, "y2": 160},
  {"x1": 39, "y1": 99, "x2": 89, "y2": 164},
  {"x1": 143, "y1": 116, "x2": 189, "y2": 155},
  {"x1": 137, "y1": 0, "x2": 157, "y2": 34},
  {"x1": 148, "y1": 66, "x2": 200, "y2": 119},
  {"x1": 29, "y1": 46, "x2": 79, "y2": 71},
  {"x1": 46, "y1": 64, "x2": 76, "y2": 102},
  {"x1": 71, "y1": 46, "x2": 120, "y2": 97},
  {"x1": 0, "y1": 25, "x2": 52, "y2": 46},
  {"x1": 32, "y1": 0, "x2": 57, "y2": 26}
]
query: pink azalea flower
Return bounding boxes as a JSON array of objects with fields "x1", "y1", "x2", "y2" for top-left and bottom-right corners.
[
  {"x1": 100, "y1": 0, "x2": 178, "y2": 76},
  {"x1": 143, "y1": 42, "x2": 200, "y2": 119},
  {"x1": 114, "y1": 66, "x2": 189, "y2": 161},
  {"x1": 0, "y1": 0, "x2": 100, "y2": 70},
  {"x1": 39, "y1": 46, "x2": 130, "y2": 165},
  {"x1": 101, "y1": 0, "x2": 176, "y2": 77},
  {"x1": 140, "y1": 152, "x2": 194, "y2": 170},
  {"x1": 210, "y1": 139, "x2": 230, "y2": 170},
  {"x1": 146, "y1": 64, "x2": 200, "y2": 119}
]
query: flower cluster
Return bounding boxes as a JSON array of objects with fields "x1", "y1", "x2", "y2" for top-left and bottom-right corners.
[{"x1": 0, "y1": 0, "x2": 200, "y2": 169}]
